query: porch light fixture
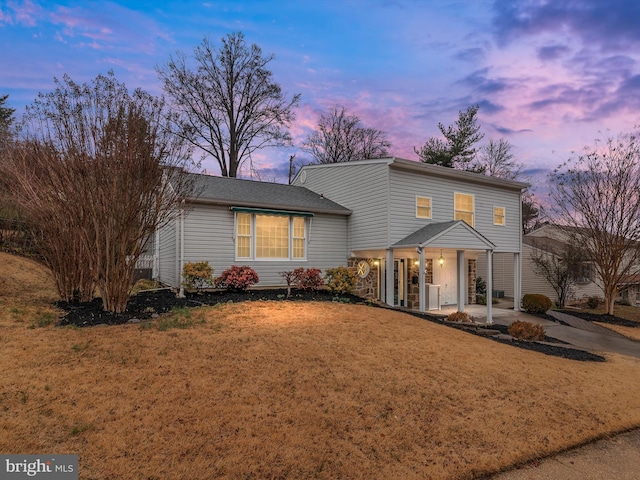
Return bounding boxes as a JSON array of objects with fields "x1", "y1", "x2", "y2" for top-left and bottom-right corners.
[{"x1": 439, "y1": 250, "x2": 445, "y2": 268}]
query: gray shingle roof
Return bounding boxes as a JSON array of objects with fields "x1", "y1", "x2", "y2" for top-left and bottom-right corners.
[
  {"x1": 187, "y1": 173, "x2": 351, "y2": 216},
  {"x1": 393, "y1": 220, "x2": 494, "y2": 248}
]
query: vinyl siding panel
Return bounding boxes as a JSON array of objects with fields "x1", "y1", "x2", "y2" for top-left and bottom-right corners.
[
  {"x1": 295, "y1": 162, "x2": 389, "y2": 251},
  {"x1": 477, "y1": 252, "x2": 516, "y2": 297},
  {"x1": 388, "y1": 169, "x2": 521, "y2": 252},
  {"x1": 158, "y1": 217, "x2": 177, "y2": 287},
  {"x1": 181, "y1": 203, "x2": 348, "y2": 287}
]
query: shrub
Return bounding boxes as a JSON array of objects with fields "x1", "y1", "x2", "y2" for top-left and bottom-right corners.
[
  {"x1": 215, "y1": 265, "x2": 259, "y2": 292},
  {"x1": 447, "y1": 311, "x2": 475, "y2": 323},
  {"x1": 297, "y1": 268, "x2": 324, "y2": 291},
  {"x1": 475, "y1": 276, "x2": 486, "y2": 296},
  {"x1": 522, "y1": 294, "x2": 552, "y2": 314},
  {"x1": 182, "y1": 261, "x2": 214, "y2": 291},
  {"x1": 586, "y1": 295, "x2": 601, "y2": 309},
  {"x1": 508, "y1": 320, "x2": 546, "y2": 341},
  {"x1": 280, "y1": 268, "x2": 325, "y2": 297},
  {"x1": 324, "y1": 266, "x2": 357, "y2": 295}
]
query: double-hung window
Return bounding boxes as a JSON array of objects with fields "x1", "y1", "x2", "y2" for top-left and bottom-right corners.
[
  {"x1": 493, "y1": 206, "x2": 506, "y2": 226},
  {"x1": 416, "y1": 196, "x2": 432, "y2": 219},
  {"x1": 235, "y1": 210, "x2": 308, "y2": 260},
  {"x1": 454, "y1": 193, "x2": 474, "y2": 227}
]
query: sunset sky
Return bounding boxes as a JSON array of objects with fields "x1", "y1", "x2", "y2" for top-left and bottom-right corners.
[{"x1": 2, "y1": 0, "x2": 640, "y2": 195}]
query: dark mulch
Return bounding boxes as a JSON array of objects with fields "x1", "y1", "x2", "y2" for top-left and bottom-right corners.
[
  {"x1": 558, "y1": 310, "x2": 640, "y2": 328},
  {"x1": 401, "y1": 310, "x2": 605, "y2": 363},
  {"x1": 56, "y1": 289, "x2": 605, "y2": 362},
  {"x1": 56, "y1": 288, "x2": 361, "y2": 327}
]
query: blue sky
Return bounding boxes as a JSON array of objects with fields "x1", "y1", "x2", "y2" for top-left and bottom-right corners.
[{"x1": 3, "y1": 0, "x2": 640, "y2": 194}]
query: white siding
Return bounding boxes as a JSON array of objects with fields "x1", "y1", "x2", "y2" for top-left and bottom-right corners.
[
  {"x1": 388, "y1": 169, "x2": 521, "y2": 252},
  {"x1": 158, "y1": 217, "x2": 177, "y2": 287},
  {"x1": 295, "y1": 162, "x2": 390, "y2": 250},
  {"x1": 180, "y1": 203, "x2": 349, "y2": 287},
  {"x1": 477, "y1": 252, "x2": 515, "y2": 297}
]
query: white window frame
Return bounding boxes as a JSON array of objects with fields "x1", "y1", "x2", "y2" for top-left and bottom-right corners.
[
  {"x1": 493, "y1": 206, "x2": 506, "y2": 226},
  {"x1": 235, "y1": 212, "x2": 252, "y2": 259},
  {"x1": 234, "y1": 212, "x2": 307, "y2": 262},
  {"x1": 415, "y1": 196, "x2": 432, "y2": 219},
  {"x1": 454, "y1": 192, "x2": 475, "y2": 227}
]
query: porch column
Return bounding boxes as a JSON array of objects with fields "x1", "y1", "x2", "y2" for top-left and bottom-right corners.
[
  {"x1": 385, "y1": 249, "x2": 394, "y2": 306},
  {"x1": 419, "y1": 247, "x2": 426, "y2": 313},
  {"x1": 513, "y1": 252, "x2": 521, "y2": 311},
  {"x1": 457, "y1": 250, "x2": 465, "y2": 312},
  {"x1": 486, "y1": 249, "x2": 493, "y2": 324}
]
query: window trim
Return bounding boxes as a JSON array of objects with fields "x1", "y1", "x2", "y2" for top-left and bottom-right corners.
[
  {"x1": 454, "y1": 192, "x2": 475, "y2": 228},
  {"x1": 415, "y1": 195, "x2": 432, "y2": 219},
  {"x1": 234, "y1": 211, "x2": 308, "y2": 262},
  {"x1": 493, "y1": 206, "x2": 506, "y2": 226}
]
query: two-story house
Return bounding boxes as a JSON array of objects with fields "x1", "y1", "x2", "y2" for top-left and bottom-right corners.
[{"x1": 156, "y1": 157, "x2": 528, "y2": 322}]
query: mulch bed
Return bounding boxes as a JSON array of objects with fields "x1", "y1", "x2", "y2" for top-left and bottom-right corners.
[
  {"x1": 56, "y1": 288, "x2": 361, "y2": 327},
  {"x1": 558, "y1": 310, "x2": 640, "y2": 328},
  {"x1": 56, "y1": 289, "x2": 605, "y2": 362},
  {"x1": 401, "y1": 310, "x2": 606, "y2": 363}
]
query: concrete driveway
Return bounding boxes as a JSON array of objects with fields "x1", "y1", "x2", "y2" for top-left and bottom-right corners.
[{"x1": 439, "y1": 302, "x2": 640, "y2": 359}]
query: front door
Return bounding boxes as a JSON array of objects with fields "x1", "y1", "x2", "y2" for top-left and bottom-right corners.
[{"x1": 394, "y1": 259, "x2": 406, "y2": 307}]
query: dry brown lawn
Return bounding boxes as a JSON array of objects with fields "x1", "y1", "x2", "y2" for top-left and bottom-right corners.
[{"x1": 2, "y1": 252, "x2": 640, "y2": 479}]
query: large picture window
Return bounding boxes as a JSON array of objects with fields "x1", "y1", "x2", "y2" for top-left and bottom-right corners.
[
  {"x1": 235, "y1": 211, "x2": 307, "y2": 260},
  {"x1": 454, "y1": 193, "x2": 474, "y2": 227}
]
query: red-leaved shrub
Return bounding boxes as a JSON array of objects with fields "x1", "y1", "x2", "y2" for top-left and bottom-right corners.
[{"x1": 215, "y1": 266, "x2": 259, "y2": 291}]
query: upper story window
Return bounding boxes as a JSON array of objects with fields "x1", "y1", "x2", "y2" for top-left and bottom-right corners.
[
  {"x1": 494, "y1": 206, "x2": 506, "y2": 226},
  {"x1": 416, "y1": 196, "x2": 432, "y2": 219},
  {"x1": 235, "y1": 211, "x2": 307, "y2": 260},
  {"x1": 454, "y1": 193, "x2": 474, "y2": 227}
]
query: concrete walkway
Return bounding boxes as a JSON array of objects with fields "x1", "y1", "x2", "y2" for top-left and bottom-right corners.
[
  {"x1": 491, "y1": 428, "x2": 640, "y2": 479},
  {"x1": 439, "y1": 303, "x2": 640, "y2": 359}
]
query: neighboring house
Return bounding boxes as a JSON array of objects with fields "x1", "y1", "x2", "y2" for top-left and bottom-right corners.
[
  {"x1": 156, "y1": 157, "x2": 528, "y2": 322},
  {"x1": 486, "y1": 225, "x2": 602, "y2": 304}
]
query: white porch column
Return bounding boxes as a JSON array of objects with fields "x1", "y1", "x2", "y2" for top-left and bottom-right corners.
[
  {"x1": 457, "y1": 250, "x2": 465, "y2": 312},
  {"x1": 513, "y1": 252, "x2": 521, "y2": 311},
  {"x1": 419, "y1": 248, "x2": 426, "y2": 313},
  {"x1": 486, "y1": 249, "x2": 493, "y2": 324},
  {"x1": 385, "y1": 249, "x2": 394, "y2": 306}
]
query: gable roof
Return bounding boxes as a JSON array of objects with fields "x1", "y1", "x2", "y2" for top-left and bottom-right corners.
[
  {"x1": 186, "y1": 173, "x2": 351, "y2": 216},
  {"x1": 295, "y1": 157, "x2": 530, "y2": 191},
  {"x1": 392, "y1": 220, "x2": 495, "y2": 249}
]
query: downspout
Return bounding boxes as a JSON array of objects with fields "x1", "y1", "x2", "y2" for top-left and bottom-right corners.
[
  {"x1": 178, "y1": 200, "x2": 185, "y2": 298},
  {"x1": 154, "y1": 228, "x2": 160, "y2": 280}
]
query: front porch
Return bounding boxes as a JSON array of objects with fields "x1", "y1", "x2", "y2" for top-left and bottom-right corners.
[{"x1": 349, "y1": 221, "x2": 523, "y2": 324}]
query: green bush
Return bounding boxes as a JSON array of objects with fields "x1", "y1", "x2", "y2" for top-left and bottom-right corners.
[
  {"x1": 182, "y1": 261, "x2": 214, "y2": 291},
  {"x1": 586, "y1": 295, "x2": 601, "y2": 309},
  {"x1": 508, "y1": 320, "x2": 546, "y2": 341},
  {"x1": 324, "y1": 266, "x2": 356, "y2": 295},
  {"x1": 447, "y1": 311, "x2": 475, "y2": 323},
  {"x1": 521, "y1": 294, "x2": 552, "y2": 314}
]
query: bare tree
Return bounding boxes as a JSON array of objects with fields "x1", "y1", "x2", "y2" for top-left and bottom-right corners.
[
  {"x1": 549, "y1": 131, "x2": 640, "y2": 315},
  {"x1": 529, "y1": 238, "x2": 587, "y2": 308},
  {"x1": 157, "y1": 32, "x2": 300, "y2": 177},
  {"x1": 301, "y1": 106, "x2": 390, "y2": 164},
  {"x1": 1, "y1": 72, "x2": 195, "y2": 312},
  {"x1": 415, "y1": 105, "x2": 484, "y2": 170},
  {"x1": 475, "y1": 138, "x2": 523, "y2": 179}
]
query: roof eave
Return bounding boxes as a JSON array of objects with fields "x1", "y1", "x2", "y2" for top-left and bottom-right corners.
[{"x1": 186, "y1": 196, "x2": 352, "y2": 216}]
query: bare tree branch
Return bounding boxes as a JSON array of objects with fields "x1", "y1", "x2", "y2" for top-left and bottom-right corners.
[{"x1": 157, "y1": 32, "x2": 300, "y2": 177}]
